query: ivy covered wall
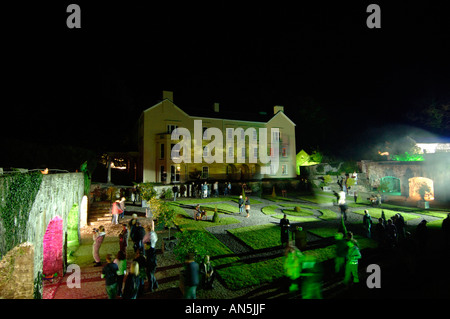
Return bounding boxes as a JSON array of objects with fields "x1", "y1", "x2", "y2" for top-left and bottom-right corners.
[{"x1": 0, "y1": 172, "x2": 85, "y2": 299}]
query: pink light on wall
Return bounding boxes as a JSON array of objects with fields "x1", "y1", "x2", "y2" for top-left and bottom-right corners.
[{"x1": 43, "y1": 216, "x2": 63, "y2": 276}]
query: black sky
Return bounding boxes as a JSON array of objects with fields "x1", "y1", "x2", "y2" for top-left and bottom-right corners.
[{"x1": 2, "y1": 1, "x2": 450, "y2": 157}]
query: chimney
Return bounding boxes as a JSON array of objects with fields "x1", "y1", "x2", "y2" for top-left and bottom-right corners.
[
  {"x1": 213, "y1": 102, "x2": 220, "y2": 113},
  {"x1": 163, "y1": 90, "x2": 173, "y2": 101},
  {"x1": 274, "y1": 105, "x2": 284, "y2": 114}
]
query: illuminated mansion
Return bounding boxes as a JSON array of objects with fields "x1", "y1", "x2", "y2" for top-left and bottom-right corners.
[{"x1": 138, "y1": 91, "x2": 297, "y2": 184}]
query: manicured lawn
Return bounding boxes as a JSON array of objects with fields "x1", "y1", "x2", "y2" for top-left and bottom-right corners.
[
  {"x1": 262, "y1": 195, "x2": 294, "y2": 202},
  {"x1": 227, "y1": 224, "x2": 282, "y2": 250},
  {"x1": 297, "y1": 194, "x2": 336, "y2": 204},
  {"x1": 261, "y1": 205, "x2": 279, "y2": 215},
  {"x1": 272, "y1": 215, "x2": 318, "y2": 223},
  {"x1": 174, "y1": 197, "x2": 236, "y2": 205},
  {"x1": 201, "y1": 203, "x2": 240, "y2": 213},
  {"x1": 229, "y1": 196, "x2": 262, "y2": 204},
  {"x1": 281, "y1": 207, "x2": 314, "y2": 217},
  {"x1": 217, "y1": 256, "x2": 284, "y2": 290},
  {"x1": 280, "y1": 203, "x2": 319, "y2": 210},
  {"x1": 171, "y1": 204, "x2": 239, "y2": 267},
  {"x1": 352, "y1": 208, "x2": 421, "y2": 222},
  {"x1": 307, "y1": 227, "x2": 340, "y2": 238},
  {"x1": 318, "y1": 209, "x2": 338, "y2": 220}
]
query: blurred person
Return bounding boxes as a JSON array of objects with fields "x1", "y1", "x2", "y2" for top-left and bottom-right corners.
[
  {"x1": 114, "y1": 250, "x2": 127, "y2": 297},
  {"x1": 119, "y1": 197, "x2": 126, "y2": 219},
  {"x1": 92, "y1": 225, "x2": 106, "y2": 267},
  {"x1": 280, "y1": 214, "x2": 291, "y2": 247},
  {"x1": 101, "y1": 254, "x2": 119, "y2": 299},
  {"x1": 184, "y1": 253, "x2": 199, "y2": 299},
  {"x1": 363, "y1": 210, "x2": 373, "y2": 238},
  {"x1": 118, "y1": 223, "x2": 128, "y2": 256},
  {"x1": 123, "y1": 261, "x2": 140, "y2": 299},
  {"x1": 344, "y1": 240, "x2": 361, "y2": 286},
  {"x1": 200, "y1": 255, "x2": 216, "y2": 289},
  {"x1": 111, "y1": 200, "x2": 123, "y2": 225},
  {"x1": 334, "y1": 232, "x2": 348, "y2": 274},
  {"x1": 299, "y1": 254, "x2": 323, "y2": 299}
]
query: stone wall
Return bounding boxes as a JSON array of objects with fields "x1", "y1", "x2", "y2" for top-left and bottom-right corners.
[
  {"x1": 0, "y1": 173, "x2": 85, "y2": 298},
  {"x1": 359, "y1": 160, "x2": 423, "y2": 196}
]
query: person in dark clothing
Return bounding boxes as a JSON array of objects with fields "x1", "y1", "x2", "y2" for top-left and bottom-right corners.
[
  {"x1": 362, "y1": 210, "x2": 373, "y2": 238},
  {"x1": 386, "y1": 219, "x2": 398, "y2": 248},
  {"x1": 145, "y1": 243, "x2": 159, "y2": 292},
  {"x1": 200, "y1": 255, "x2": 216, "y2": 289},
  {"x1": 119, "y1": 223, "x2": 128, "y2": 257},
  {"x1": 101, "y1": 254, "x2": 119, "y2": 299},
  {"x1": 122, "y1": 261, "x2": 140, "y2": 299},
  {"x1": 131, "y1": 221, "x2": 146, "y2": 254},
  {"x1": 184, "y1": 253, "x2": 199, "y2": 299},
  {"x1": 238, "y1": 195, "x2": 244, "y2": 213},
  {"x1": 280, "y1": 214, "x2": 291, "y2": 247},
  {"x1": 394, "y1": 213, "x2": 406, "y2": 241},
  {"x1": 133, "y1": 249, "x2": 147, "y2": 297},
  {"x1": 374, "y1": 218, "x2": 387, "y2": 248},
  {"x1": 172, "y1": 185, "x2": 179, "y2": 201},
  {"x1": 415, "y1": 219, "x2": 429, "y2": 250},
  {"x1": 334, "y1": 232, "x2": 348, "y2": 274}
]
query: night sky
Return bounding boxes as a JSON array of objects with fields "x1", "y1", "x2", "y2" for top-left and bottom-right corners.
[{"x1": 2, "y1": 1, "x2": 450, "y2": 165}]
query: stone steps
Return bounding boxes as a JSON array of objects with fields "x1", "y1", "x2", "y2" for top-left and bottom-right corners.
[{"x1": 88, "y1": 201, "x2": 113, "y2": 226}]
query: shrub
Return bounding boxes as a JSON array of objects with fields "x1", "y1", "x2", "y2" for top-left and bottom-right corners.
[
  {"x1": 137, "y1": 183, "x2": 157, "y2": 201},
  {"x1": 212, "y1": 207, "x2": 220, "y2": 223}
]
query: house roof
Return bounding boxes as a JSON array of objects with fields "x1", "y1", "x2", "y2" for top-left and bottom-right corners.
[
  {"x1": 143, "y1": 98, "x2": 296, "y2": 125},
  {"x1": 413, "y1": 136, "x2": 450, "y2": 144}
]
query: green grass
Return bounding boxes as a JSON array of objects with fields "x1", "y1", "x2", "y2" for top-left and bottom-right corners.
[
  {"x1": 297, "y1": 194, "x2": 336, "y2": 204},
  {"x1": 173, "y1": 197, "x2": 236, "y2": 205},
  {"x1": 352, "y1": 208, "x2": 421, "y2": 222},
  {"x1": 307, "y1": 227, "x2": 339, "y2": 238},
  {"x1": 271, "y1": 214, "x2": 318, "y2": 223},
  {"x1": 171, "y1": 202, "x2": 241, "y2": 231},
  {"x1": 201, "y1": 203, "x2": 240, "y2": 213},
  {"x1": 217, "y1": 256, "x2": 284, "y2": 290},
  {"x1": 227, "y1": 224, "x2": 282, "y2": 250},
  {"x1": 318, "y1": 209, "x2": 338, "y2": 220},
  {"x1": 279, "y1": 203, "x2": 319, "y2": 210},
  {"x1": 261, "y1": 205, "x2": 279, "y2": 215},
  {"x1": 229, "y1": 196, "x2": 262, "y2": 204},
  {"x1": 262, "y1": 195, "x2": 294, "y2": 202},
  {"x1": 281, "y1": 207, "x2": 314, "y2": 217}
]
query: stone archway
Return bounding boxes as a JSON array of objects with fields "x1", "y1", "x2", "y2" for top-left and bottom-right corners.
[
  {"x1": 42, "y1": 216, "x2": 63, "y2": 277},
  {"x1": 408, "y1": 177, "x2": 434, "y2": 201},
  {"x1": 380, "y1": 176, "x2": 401, "y2": 195}
]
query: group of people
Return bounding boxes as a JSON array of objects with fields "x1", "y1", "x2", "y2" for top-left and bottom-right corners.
[
  {"x1": 334, "y1": 231, "x2": 362, "y2": 286},
  {"x1": 93, "y1": 214, "x2": 160, "y2": 299},
  {"x1": 182, "y1": 253, "x2": 216, "y2": 299},
  {"x1": 111, "y1": 197, "x2": 127, "y2": 224},
  {"x1": 367, "y1": 210, "x2": 409, "y2": 248},
  {"x1": 171, "y1": 181, "x2": 233, "y2": 200}
]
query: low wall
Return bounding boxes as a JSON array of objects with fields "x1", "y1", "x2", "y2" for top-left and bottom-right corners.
[{"x1": 0, "y1": 172, "x2": 85, "y2": 299}]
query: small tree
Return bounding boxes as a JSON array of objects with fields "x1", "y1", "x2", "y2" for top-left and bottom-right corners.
[
  {"x1": 173, "y1": 230, "x2": 208, "y2": 264},
  {"x1": 272, "y1": 186, "x2": 277, "y2": 197},
  {"x1": 138, "y1": 183, "x2": 157, "y2": 202},
  {"x1": 418, "y1": 182, "x2": 431, "y2": 201},
  {"x1": 212, "y1": 206, "x2": 220, "y2": 223},
  {"x1": 157, "y1": 202, "x2": 176, "y2": 240}
]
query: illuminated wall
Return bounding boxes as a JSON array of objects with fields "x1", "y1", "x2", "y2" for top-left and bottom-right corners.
[
  {"x1": 42, "y1": 216, "x2": 63, "y2": 276},
  {"x1": 380, "y1": 176, "x2": 401, "y2": 195},
  {"x1": 408, "y1": 177, "x2": 434, "y2": 201},
  {"x1": 67, "y1": 203, "x2": 80, "y2": 248}
]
